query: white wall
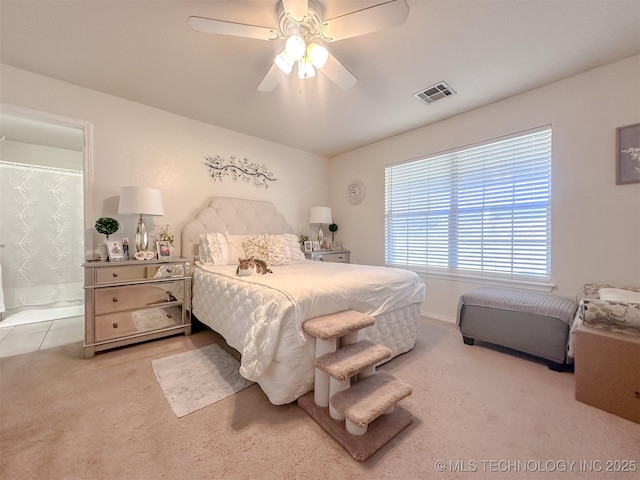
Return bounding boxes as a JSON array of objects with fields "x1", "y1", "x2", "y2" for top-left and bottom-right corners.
[
  {"x1": 0, "y1": 64, "x2": 329, "y2": 257},
  {"x1": 329, "y1": 55, "x2": 640, "y2": 321},
  {"x1": 3, "y1": 57, "x2": 638, "y2": 322}
]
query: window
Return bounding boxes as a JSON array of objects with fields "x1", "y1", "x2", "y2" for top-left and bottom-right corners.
[{"x1": 385, "y1": 126, "x2": 551, "y2": 282}]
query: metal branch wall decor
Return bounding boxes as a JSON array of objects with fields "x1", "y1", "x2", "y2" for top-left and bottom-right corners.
[{"x1": 204, "y1": 155, "x2": 277, "y2": 188}]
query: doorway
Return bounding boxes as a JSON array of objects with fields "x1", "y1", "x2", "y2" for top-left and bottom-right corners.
[{"x1": 0, "y1": 106, "x2": 92, "y2": 355}]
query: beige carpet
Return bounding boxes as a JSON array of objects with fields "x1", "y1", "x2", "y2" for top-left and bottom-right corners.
[
  {"x1": 152, "y1": 344, "x2": 253, "y2": 417},
  {"x1": 1, "y1": 318, "x2": 639, "y2": 480}
]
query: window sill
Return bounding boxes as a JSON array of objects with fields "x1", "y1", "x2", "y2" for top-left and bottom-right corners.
[{"x1": 387, "y1": 264, "x2": 556, "y2": 292}]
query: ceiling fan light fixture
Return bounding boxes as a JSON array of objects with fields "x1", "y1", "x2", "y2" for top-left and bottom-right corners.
[
  {"x1": 298, "y1": 56, "x2": 316, "y2": 79},
  {"x1": 307, "y1": 43, "x2": 328, "y2": 68},
  {"x1": 285, "y1": 35, "x2": 306, "y2": 61},
  {"x1": 274, "y1": 50, "x2": 294, "y2": 74}
]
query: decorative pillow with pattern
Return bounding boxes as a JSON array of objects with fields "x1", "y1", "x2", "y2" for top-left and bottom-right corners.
[{"x1": 243, "y1": 234, "x2": 289, "y2": 266}]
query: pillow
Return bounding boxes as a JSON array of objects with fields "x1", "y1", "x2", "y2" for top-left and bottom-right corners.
[
  {"x1": 281, "y1": 233, "x2": 306, "y2": 261},
  {"x1": 243, "y1": 234, "x2": 289, "y2": 266},
  {"x1": 198, "y1": 232, "x2": 231, "y2": 265},
  {"x1": 226, "y1": 234, "x2": 250, "y2": 263},
  {"x1": 598, "y1": 288, "x2": 640, "y2": 303}
]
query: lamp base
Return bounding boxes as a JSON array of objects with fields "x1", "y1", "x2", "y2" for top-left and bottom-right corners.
[{"x1": 136, "y1": 215, "x2": 148, "y2": 252}]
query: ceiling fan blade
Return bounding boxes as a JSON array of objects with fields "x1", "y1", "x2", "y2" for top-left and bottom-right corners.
[
  {"x1": 257, "y1": 64, "x2": 287, "y2": 92},
  {"x1": 320, "y1": 0, "x2": 409, "y2": 42},
  {"x1": 188, "y1": 16, "x2": 279, "y2": 41},
  {"x1": 282, "y1": 0, "x2": 309, "y2": 23},
  {"x1": 319, "y1": 52, "x2": 357, "y2": 90}
]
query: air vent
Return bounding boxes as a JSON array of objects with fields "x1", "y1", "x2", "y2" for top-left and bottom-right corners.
[{"x1": 413, "y1": 82, "x2": 455, "y2": 105}]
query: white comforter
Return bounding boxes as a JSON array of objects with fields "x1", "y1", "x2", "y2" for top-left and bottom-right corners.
[{"x1": 192, "y1": 260, "x2": 424, "y2": 403}]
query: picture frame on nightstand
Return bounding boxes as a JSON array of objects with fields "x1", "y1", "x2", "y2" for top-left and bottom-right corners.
[
  {"x1": 304, "y1": 241, "x2": 312, "y2": 253},
  {"x1": 107, "y1": 240, "x2": 124, "y2": 261},
  {"x1": 157, "y1": 240, "x2": 171, "y2": 259},
  {"x1": 331, "y1": 241, "x2": 343, "y2": 251},
  {"x1": 311, "y1": 241, "x2": 320, "y2": 251}
]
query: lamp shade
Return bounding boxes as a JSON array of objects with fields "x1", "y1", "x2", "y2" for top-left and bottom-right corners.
[
  {"x1": 307, "y1": 43, "x2": 328, "y2": 68},
  {"x1": 309, "y1": 206, "x2": 332, "y2": 225},
  {"x1": 118, "y1": 186, "x2": 165, "y2": 216},
  {"x1": 285, "y1": 35, "x2": 306, "y2": 61},
  {"x1": 275, "y1": 50, "x2": 294, "y2": 74}
]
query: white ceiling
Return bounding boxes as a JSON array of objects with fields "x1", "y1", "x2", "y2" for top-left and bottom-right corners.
[{"x1": 1, "y1": 0, "x2": 639, "y2": 157}]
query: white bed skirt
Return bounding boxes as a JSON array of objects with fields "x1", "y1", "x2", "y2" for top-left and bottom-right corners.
[{"x1": 193, "y1": 297, "x2": 419, "y2": 405}]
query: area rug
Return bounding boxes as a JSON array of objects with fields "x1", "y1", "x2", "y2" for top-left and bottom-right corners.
[
  {"x1": 297, "y1": 392, "x2": 413, "y2": 461},
  {"x1": 152, "y1": 344, "x2": 254, "y2": 417}
]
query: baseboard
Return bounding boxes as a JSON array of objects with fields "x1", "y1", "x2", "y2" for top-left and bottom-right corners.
[{"x1": 421, "y1": 310, "x2": 456, "y2": 324}]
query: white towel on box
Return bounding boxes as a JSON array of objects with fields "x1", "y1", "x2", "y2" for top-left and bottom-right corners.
[{"x1": 598, "y1": 288, "x2": 640, "y2": 303}]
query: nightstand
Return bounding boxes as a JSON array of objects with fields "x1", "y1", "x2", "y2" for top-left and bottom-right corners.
[
  {"x1": 83, "y1": 258, "x2": 191, "y2": 358},
  {"x1": 305, "y1": 250, "x2": 350, "y2": 263}
]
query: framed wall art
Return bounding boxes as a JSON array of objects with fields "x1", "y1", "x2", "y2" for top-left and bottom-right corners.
[{"x1": 616, "y1": 122, "x2": 640, "y2": 185}]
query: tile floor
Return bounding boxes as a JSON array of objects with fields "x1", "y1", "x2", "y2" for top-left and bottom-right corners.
[{"x1": 0, "y1": 315, "x2": 84, "y2": 358}]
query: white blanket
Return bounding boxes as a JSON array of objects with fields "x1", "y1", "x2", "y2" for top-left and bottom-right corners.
[{"x1": 192, "y1": 260, "x2": 424, "y2": 387}]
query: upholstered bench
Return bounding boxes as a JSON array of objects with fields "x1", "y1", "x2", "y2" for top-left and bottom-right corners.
[{"x1": 456, "y1": 287, "x2": 578, "y2": 370}]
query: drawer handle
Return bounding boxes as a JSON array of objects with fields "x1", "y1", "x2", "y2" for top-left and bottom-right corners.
[
  {"x1": 112, "y1": 322, "x2": 118, "y2": 329},
  {"x1": 112, "y1": 297, "x2": 118, "y2": 303},
  {"x1": 166, "y1": 314, "x2": 173, "y2": 319},
  {"x1": 112, "y1": 272, "x2": 118, "y2": 278}
]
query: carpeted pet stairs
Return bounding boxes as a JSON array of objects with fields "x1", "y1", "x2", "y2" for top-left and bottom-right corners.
[{"x1": 297, "y1": 310, "x2": 413, "y2": 461}]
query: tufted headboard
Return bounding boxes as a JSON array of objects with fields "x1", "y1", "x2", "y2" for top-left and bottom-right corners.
[{"x1": 181, "y1": 197, "x2": 295, "y2": 260}]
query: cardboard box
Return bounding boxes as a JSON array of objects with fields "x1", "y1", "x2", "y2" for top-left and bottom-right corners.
[{"x1": 574, "y1": 325, "x2": 640, "y2": 424}]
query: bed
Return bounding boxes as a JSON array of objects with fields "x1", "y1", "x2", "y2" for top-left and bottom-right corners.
[{"x1": 181, "y1": 197, "x2": 425, "y2": 405}]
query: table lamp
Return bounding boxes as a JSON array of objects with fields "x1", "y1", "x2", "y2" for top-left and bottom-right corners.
[
  {"x1": 118, "y1": 186, "x2": 164, "y2": 254},
  {"x1": 309, "y1": 206, "x2": 332, "y2": 246}
]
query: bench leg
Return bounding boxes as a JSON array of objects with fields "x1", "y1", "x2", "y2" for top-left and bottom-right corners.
[
  {"x1": 462, "y1": 336, "x2": 475, "y2": 346},
  {"x1": 548, "y1": 361, "x2": 573, "y2": 372}
]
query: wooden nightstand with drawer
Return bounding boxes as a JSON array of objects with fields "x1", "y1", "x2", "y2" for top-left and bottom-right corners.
[
  {"x1": 83, "y1": 258, "x2": 191, "y2": 358},
  {"x1": 305, "y1": 250, "x2": 350, "y2": 263}
]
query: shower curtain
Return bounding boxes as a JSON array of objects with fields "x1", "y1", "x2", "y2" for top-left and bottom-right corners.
[{"x1": 0, "y1": 161, "x2": 84, "y2": 312}]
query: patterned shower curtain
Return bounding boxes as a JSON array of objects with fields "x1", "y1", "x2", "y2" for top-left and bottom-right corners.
[{"x1": 0, "y1": 161, "x2": 84, "y2": 312}]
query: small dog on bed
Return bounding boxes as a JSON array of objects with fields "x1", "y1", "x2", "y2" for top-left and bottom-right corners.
[{"x1": 236, "y1": 256, "x2": 272, "y2": 276}]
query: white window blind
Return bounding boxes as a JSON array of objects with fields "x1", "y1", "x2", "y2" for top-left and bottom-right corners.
[{"x1": 385, "y1": 127, "x2": 551, "y2": 281}]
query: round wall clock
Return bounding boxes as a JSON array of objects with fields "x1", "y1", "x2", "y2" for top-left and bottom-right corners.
[{"x1": 346, "y1": 180, "x2": 366, "y2": 205}]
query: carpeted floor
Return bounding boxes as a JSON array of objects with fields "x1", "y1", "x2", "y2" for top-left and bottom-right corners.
[{"x1": 1, "y1": 317, "x2": 638, "y2": 479}]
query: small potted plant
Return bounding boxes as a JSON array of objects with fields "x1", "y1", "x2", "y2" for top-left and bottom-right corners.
[
  {"x1": 328, "y1": 223, "x2": 338, "y2": 241},
  {"x1": 298, "y1": 229, "x2": 309, "y2": 250},
  {"x1": 95, "y1": 217, "x2": 119, "y2": 260},
  {"x1": 95, "y1": 217, "x2": 119, "y2": 240}
]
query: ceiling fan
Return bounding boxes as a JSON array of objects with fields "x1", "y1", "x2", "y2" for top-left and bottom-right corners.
[{"x1": 187, "y1": 0, "x2": 409, "y2": 92}]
